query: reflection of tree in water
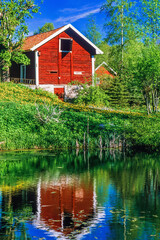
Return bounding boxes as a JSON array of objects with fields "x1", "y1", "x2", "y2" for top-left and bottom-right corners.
[
  {"x1": 1, "y1": 195, "x2": 33, "y2": 239},
  {"x1": 104, "y1": 153, "x2": 160, "y2": 239},
  {"x1": 0, "y1": 149, "x2": 124, "y2": 178}
]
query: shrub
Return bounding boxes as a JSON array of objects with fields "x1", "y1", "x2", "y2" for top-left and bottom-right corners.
[{"x1": 74, "y1": 85, "x2": 110, "y2": 107}]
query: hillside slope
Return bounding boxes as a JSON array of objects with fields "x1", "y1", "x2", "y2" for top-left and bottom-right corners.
[
  {"x1": 0, "y1": 82, "x2": 159, "y2": 151},
  {"x1": 0, "y1": 82, "x2": 60, "y2": 104}
]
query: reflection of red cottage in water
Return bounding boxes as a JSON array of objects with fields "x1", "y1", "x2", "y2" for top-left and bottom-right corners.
[{"x1": 35, "y1": 176, "x2": 96, "y2": 237}]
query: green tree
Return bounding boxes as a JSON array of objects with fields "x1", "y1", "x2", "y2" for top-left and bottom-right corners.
[
  {"x1": 101, "y1": 0, "x2": 136, "y2": 68},
  {"x1": 84, "y1": 15, "x2": 102, "y2": 46},
  {"x1": 140, "y1": 0, "x2": 160, "y2": 42},
  {"x1": 95, "y1": 41, "x2": 111, "y2": 68},
  {"x1": 102, "y1": 76, "x2": 129, "y2": 106},
  {"x1": 34, "y1": 22, "x2": 54, "y2": 35},
  {"x1": 124, "y1": 40, "x2": 160, "y2": 113},
  {"x1": 96, "y1": 42, "x2": 123, "y2": 75},
  {"x1": 0, "y1": 0, "x2": 39, "y2": 81}
]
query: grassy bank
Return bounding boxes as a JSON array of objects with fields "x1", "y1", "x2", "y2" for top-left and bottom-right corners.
[{"x1": 0, "y1": 82, "x2": 159, "y2": 150}]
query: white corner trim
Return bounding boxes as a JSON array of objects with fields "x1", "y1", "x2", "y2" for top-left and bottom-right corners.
[
  {"x1": 35, "y1": 51, "x2": 39, "y2": 86},
  {"x1": 92, "y1": 55, "x2": 95, "y2": 86},
  {"x1": 92, "y1": 55, "x2": 95, "y2": 76},
  {"x1": 30, "y1": 24, "x2": 103, "y2": 55}
]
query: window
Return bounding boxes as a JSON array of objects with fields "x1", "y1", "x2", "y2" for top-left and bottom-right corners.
[
  {"x1": 20, "y1": 65, "x2": 26, "y2": 83},
  {"x1": 60, "y1": 38, "x2": 72, "y2": 52}
]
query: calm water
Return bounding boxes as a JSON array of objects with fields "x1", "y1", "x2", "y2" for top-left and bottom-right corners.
[{"x1": 0, "y1": 150, "x2": 160, "y2": 240}]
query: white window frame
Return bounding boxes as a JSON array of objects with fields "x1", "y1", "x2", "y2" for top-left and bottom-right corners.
[{"x1": 59, "y1": 38, "x2": 73, "y2": 53}]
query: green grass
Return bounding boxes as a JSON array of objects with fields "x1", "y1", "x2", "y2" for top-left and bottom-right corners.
[
  {"x1": 0, "y1": 82, "x2": 159, "y2": 151},
  {"x1": 0, "y1": 82, "x2": 60, "y2": 104}
]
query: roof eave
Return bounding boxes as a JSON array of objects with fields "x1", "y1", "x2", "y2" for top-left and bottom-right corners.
[
  {"x1": 96, "y1": 49, "x2": 103, "y2": 55},
  {"x1": 95, "y1": 61, "x2": 117, "y2": 75},
  {"x1": 30, "y1": 24, "x2": 70, "y2": 51},
  {"x1": 29, "y1": 24, "x2": 103, "y2": 54}
]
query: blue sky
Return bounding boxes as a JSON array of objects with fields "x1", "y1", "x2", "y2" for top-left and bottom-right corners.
[{"x1": 27, "y1": 0, "x2": 106, "y2": 38}]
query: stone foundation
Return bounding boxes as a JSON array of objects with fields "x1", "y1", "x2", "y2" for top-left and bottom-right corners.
[{"x1": 26, "y1": 84, "x2": 82, "y2": 100}]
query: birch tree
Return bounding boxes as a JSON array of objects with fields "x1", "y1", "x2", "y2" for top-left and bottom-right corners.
[
  {"x1": 85, "y1": 16, "x2": 102, "y2": 46},
  {"x1": 140, "y1": 0, "x2": 160, "y2": 42},
  {"x1": 101, "y1": 0, "x2": 136, "y2": 74}
]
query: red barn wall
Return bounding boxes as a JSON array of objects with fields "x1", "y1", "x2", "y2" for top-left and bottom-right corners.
[{"x1": 37, "y1": 32, "x2": 92, "y2": 85}]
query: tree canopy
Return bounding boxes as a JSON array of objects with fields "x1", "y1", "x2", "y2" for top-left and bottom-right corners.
[
  {"x1": 99, "y1": 0, "x2": 160, "y2": 112},
  {"x1": 84, "y1": 15, "x2": 102, "y2": 46},
  {"x1": 34, "y1": 22, "x2": 54, "y2": 35},
  {"x1": 0, "y1": 0, "x2": 39, "y2": 81}
]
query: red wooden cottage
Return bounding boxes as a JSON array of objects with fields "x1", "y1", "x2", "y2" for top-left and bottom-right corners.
[
  {"x1": 10, "y1": 24, "x2": 103, "y2": 98},
  {"x1": 95, "y1": 61, "x2": 117, "y2": 83}
]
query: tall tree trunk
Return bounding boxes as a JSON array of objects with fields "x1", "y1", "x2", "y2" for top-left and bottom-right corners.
[
  {"x1": 143, "y1": 91, "x2": 152, "y2": 114},
  {"x1": 152, "y1": 89, "x2": 159, "y2": 113},
  {"x1": 152, "y1": 90, "x2": 155, "y2": 112},
  {"x1": 121, "y1": 3, "x2": 124, "y2": 76},
  {"x1": 2, "y1": 68, "x2": 10, "y2": 82}
]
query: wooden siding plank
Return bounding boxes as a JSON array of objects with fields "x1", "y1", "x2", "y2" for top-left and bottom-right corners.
[{"x1": 37, "y1": 31, "x2": 92, "y2": 85}]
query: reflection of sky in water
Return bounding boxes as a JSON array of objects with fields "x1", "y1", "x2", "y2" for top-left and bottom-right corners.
[
  {"x1": 81, "y1": 184, "x2": 117, "y2": 240},
  {"x1": 26, "y1": 223, "x2": 57, "y2": 240}
]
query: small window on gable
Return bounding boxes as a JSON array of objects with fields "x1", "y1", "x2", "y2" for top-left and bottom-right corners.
[{"x1": 60, "y1": 39, "x2": 72, "y2": 52}]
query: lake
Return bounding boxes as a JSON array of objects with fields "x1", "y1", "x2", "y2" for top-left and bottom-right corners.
[{"x1": 0, "y1": 149, "x2": 160, "y2": 239}]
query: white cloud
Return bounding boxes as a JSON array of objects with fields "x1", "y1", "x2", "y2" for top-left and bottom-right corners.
[
  {"x1": 59, "y1": 4, "x2": 100, "y2": 14},
  {"x1": 26, "y1": 3, "x2": 102, "y2": 35},
  {"x1": 54, "y1": 7, "x2": 100, "y2": 25}
]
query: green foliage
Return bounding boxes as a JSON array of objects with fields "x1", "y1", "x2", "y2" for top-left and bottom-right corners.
[
  {"x1": 74, "y1": 85, "x2": 110, "y2": 107},
  {"x1": 34, "y1": 22, "x2": 54, "y2": 35},
  {"x1": 140, "y1": 0, "x2": 160, "y2": 41},
  {"x1": 100, "y1": 0, "x2": 160, "y2": 99},
  {"x1": 95, "y1": 42, "x2": 125, "y2": 76},
  {"x1": 84, "y1": 15, "x2": 102, "y2": 45},
  {"x1": 0, "y1": 0, "x2": 39, "y2": 80},
  {"x1": 124, "y1": 40, "x2": 160, "y2": 113},
  {"x1": 0, "y1": 83, "x2": 159, "y2": 150},
  {"x1": 98, "y1": 75, "x2": 113, "y2": 90},
  {"x1": 126, "y1": 115, "x2": 160, "y2": 150},
  {"x1": 99, "y1": 76, "x2": 129, "y2": 106},
  {"x1": 95, "y1": 41, "x2": 111, "y2": 68},
  {"x1": 101, "y1": 0, "x2": 136, "y2": 45},
  {"x1": 12, "y1": 50, "x2": 30, "y2": 65}
]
